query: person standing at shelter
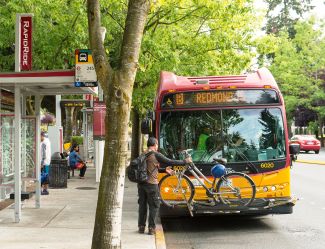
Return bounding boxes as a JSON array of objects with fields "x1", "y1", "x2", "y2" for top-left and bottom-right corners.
[
  {"x1": 138, "y1": 137, "x2": 192, "y2": 235},
  {"x1": 40, "y1": 132, "x2": 51, "y2": 195}
]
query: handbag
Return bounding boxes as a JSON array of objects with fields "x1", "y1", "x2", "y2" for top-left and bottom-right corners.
[{"x1": 75, "y1": 162, "x2": 84, "y2": 169}]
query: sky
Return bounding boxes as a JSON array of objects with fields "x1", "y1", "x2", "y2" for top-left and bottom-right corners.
[
  {"x1": 254, "y1": 0, "x2": 325, "y2": 20},
  {"x1": 250, "y1": 1, "x2": 325, "y2": 70},
  {"x1": 309, "y1": 0, "x2": 325, "y2": 19}
]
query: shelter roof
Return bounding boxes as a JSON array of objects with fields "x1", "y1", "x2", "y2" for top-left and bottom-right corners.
[{"x1": 0, "y1": 70, "x2": 96, "y2": 95}]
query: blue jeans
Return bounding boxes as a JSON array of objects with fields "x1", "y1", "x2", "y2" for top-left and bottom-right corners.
[
  {"x1": 41, "y1": 164, "x2": 50, "y2": 185},
  {"x1": 43, "y1": 164, "x2": 50, "y2": 174}
]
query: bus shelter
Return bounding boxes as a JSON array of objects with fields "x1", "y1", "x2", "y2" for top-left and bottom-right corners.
[{"x1": 0, "y1": 70, "x2": 96, "y2": 222}]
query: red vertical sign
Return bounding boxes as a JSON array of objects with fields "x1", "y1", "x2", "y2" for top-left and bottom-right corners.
[
  {"x1": 93, "y1": 101, "x2": 106, "y2": 140},
  {"x1": 85, "y1": 94, "x2": 93, "y2": 101},
  {"x1": 20, "y1": 16, "x2": 32, "y2": 71}
]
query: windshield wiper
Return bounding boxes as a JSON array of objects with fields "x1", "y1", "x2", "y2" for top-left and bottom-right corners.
[{"x1": 225, "y1": 138, "x2": 259, "y2": 174}]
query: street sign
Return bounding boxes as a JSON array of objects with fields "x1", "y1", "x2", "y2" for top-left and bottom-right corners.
[
  {"x1": 74, "y1": 81, "x2": 98, "y2": 87},
  {"x1": 15, "y1": 14, "x2": 33, "y2": 71},
  {"x1": 93, "y1": 101, "x2": 106, "y2": 140},
  {"x1": 75, "y1": 49, "x2": 98, "y2": 87},
  {"x1": 20, "y1": 15, "x2": 32, "y2": 71}
]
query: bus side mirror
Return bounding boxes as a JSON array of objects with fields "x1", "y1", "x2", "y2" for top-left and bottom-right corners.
[
  {"x1": 289, "y1": 144, "x2": 300, "y2": 155},
  {"x1": 289, "y1": 144, "x2": 300, "y2": 163},
  {"x1": 141, "y1": 118, "x2": 152, "y2": 134}
]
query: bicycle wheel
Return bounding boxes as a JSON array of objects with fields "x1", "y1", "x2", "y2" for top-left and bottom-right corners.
[
  {"x1": 216, "y1": 172, "x2": 256, "y2": 206},
  {"x1": 159, "y1": 174, "x2": 195, "y2": 208}
]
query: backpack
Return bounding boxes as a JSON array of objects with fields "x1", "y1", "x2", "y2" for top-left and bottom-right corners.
[{"x1": 127, "y1": 151, "x2": 154, "y2": 183}]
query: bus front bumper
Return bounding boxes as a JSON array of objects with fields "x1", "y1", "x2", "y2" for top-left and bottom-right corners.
[{"x1": 160, "y1": 197, "x2": 297, "y2": 217}]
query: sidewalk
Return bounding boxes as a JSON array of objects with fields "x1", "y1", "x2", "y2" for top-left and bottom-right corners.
[{"x1": 0, "y1": 167, "x2": 160, "y2": 249}]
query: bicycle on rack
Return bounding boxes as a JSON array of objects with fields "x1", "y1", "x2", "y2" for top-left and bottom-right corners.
[{"x1": 159, "y1": 152, "x2": 256, "y2": 216}]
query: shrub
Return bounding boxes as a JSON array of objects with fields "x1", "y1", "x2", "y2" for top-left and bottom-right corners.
[{"x1": 71, "y1": 136, "x2": 83, "y2": 145}]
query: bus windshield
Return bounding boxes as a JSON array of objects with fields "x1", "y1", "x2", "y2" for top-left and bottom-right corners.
[{"x1": 159, "y1": 108, "x2": 286, "y2": 163}]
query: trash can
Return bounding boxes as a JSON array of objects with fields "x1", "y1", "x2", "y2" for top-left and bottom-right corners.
[{"x1": 49, "y1": 152, "x2": 68, "y2": 188}]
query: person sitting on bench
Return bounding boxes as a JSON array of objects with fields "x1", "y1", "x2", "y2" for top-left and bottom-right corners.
[{"x1": 69, "y1": 144, "x2": 87, "y2": 179}]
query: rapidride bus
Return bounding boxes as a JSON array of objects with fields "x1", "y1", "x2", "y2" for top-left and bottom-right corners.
[{"x1": 141, "y1": 68, "x2": 298, "y2": 216}]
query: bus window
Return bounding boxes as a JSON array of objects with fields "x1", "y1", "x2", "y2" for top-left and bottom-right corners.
[
  {"x1": 159, "y1": 108, "x2": 285, "y2": 163},
  {"x1": 223, "y1": 108, "x2": 286, "y2": 162},
  {"x1": 159, "y1": 111, "x2": 222, "y2": 161}
]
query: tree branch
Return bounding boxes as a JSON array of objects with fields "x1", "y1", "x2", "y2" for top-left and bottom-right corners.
[
  {"x1": 53, "y1": 8, "x2": 82, "y2": 65},
  {"x1": 87, "y1": 0, "x2": 113, "y2": 95},
  {"x1": 145, "y1": 7, "x2": 163, "y2": 28},
  {"x1": 193, "y1": 13, "x2": 210, "y2": 38},
  {"x1": 119, "y1": 0, "x2": 150, "y2": 79},
  {"x1": 103, "y1": 10, "x2": 125, "y2": 30},
  {"x1": 145, "y1": 6, "x2": 204, "y2": 34},
  {"x1": 144, "y1": 9, "x2": 171, "y2": 32},
  {"x1": 156, "y1": 6, "x2": 204, "y2": 26}
]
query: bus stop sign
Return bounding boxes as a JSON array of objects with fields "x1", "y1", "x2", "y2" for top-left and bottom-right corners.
[{"x1": 75, "y1": 49, "x2": 98, "y2": 87}]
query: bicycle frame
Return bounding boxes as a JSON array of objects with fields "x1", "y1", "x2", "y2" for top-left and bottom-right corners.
[{"x1": 175, "y1": 162, "x2": 229, "y2": 197}]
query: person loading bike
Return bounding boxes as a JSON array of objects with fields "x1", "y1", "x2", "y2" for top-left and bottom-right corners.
[{"x1": 138, "y1": 137, "x2": 192, "y2": 235}]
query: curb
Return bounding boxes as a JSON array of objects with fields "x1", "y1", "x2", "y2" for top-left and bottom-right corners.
[
  {"x1": 155, "y1": 216, "x2": 167, "y2": 249},
  {"x1": 296, "y1": 160, "x2": 325, "y2": 165}
]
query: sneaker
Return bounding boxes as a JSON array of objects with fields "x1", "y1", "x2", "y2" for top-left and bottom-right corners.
[
  {"x1": 41, "y1": 190, "x2": 49, "y2": 195},
  {"x1": 79, "y1": 176, "x2": 85, "y2": 179},
  {"x1": 148, "y1": 227, "x2": 155, "y2": 235},
  {"x1": 138, "y1": 226, "x2": 145, "y2": 234}
]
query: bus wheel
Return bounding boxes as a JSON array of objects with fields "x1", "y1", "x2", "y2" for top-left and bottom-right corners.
[
  {"x1": 159, "y1": 174, "x2": 195, "y2": 208},
  {"x1": 315, "y1": 150, "x2": 319, "y2": 154}
]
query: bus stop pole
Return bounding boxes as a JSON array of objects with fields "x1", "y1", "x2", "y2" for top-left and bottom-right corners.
[
  {"x1": 14, "y1": 14, "x2": 22, "y2": 222},
  {"x1": 14, "y1": 85, "x2": 22, "y2": 223},
  {"x1": 35, "y1": 94, "x2": 41, "y2": 208},
  {"x1": 22, "y1": 94, "x2": 27, "y2": 192},
  {"x1": 82, "y1": 109, "x2": 88, "y2": 160}
]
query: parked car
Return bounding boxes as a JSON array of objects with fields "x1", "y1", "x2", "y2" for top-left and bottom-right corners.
[{"x1": 289, "y1": 135, "x2": 321, "y2": 154}]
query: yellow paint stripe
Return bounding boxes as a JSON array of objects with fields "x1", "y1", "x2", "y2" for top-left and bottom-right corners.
[
  {"x1": 155, "y1": 217, "x2": 167, "y2": 249},
  {"x1": 296, "y1": 160, "x2": 325, "y2": 165}
]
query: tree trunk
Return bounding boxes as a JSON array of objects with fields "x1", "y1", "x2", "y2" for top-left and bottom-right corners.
[
  {"x1": 72, "y1": 106, "x2": 78, "y2": 136},
  {"x1": 131, "y1": 109, "x2": 141, "y2": 160},
  {"x1": 72, "y1": 106, "x2": 82, "y2": 136},
  {"x1": 88, "y1": 0, "x2": 150, "y2": 248},
  {"x1": 319, "y1": 117, "x2": 324, "y2": 147},
  {"x1": 64, "y1": 106, "x2": 75, "y2": 143},
  {"x1": 26, "y1": 96, "x2": 44, "y2": 115},
  {"x1": 140, "y1": 133, "x2": 145, "y2": 153},
  {"x1": 287, "y1": 120, "x2": 292, "y2": 139},
  {"x1": 26, "y1": 96, "x2": 35, "y2": 116}
]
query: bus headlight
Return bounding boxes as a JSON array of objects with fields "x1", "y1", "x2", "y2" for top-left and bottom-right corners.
[
  {"x1": 271, "y1": 186, "x2": 276, "y2": 191},
  {"x1": 263, "y1": 187, "x2": 268, "y2": 192}
]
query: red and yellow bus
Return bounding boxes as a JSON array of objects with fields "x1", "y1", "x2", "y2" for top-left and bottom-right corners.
[{"x1": 142, "y1": 68, "x2": 298, "y2": 216}]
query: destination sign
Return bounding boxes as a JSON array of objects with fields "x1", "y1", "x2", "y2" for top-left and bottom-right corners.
[{"x1": 161, "y1": 90, "x2": 279, "y2": 109}]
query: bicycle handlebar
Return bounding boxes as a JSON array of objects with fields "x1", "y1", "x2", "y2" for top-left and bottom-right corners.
[
  {"x1": 212, "y1": 158, "x2": 227, "y2": 165},
  {"x1": 181, "y1": 150, "x2": 228, "y2": 166}
]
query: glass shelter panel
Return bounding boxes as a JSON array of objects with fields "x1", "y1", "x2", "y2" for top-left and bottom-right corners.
[
  {"x1": 0, "y1": 115, "x2": 36, "y2": 188},
  {"x1": 22, "y1": 117, "x2": 37, "y2": 179},
  {"x1": 87, "y1": 113, "x2": 94, "y2": 155},
  {"x1": 159, "y1": 108, "x2": 286, "y2": 164},
  {"x1": 0, "y1": 116, "x2": 14, "y2": 181}
]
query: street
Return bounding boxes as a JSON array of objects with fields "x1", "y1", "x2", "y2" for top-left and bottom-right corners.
[{"x1": 161, "y1": 150, "x2": 325, "y2": 249}]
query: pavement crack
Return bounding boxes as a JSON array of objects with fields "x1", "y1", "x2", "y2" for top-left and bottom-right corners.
[{"x1": 42, "y1": 205, "x2": 67, "y2": 228}]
